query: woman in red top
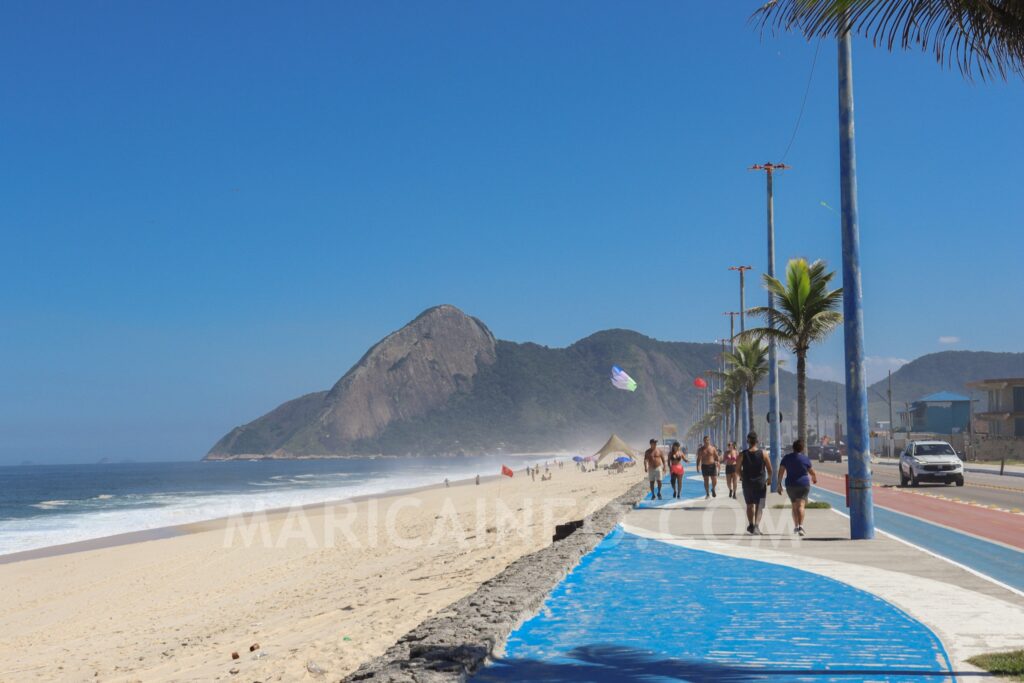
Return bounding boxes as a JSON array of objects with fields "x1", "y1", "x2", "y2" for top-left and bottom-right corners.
[{"x1": 723, "y1": 441, "x2": 739, "y2": 499}]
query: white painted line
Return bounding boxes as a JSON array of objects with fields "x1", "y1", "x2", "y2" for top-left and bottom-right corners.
[{"x1": 822, "y1": 503, "x2": 1024, "y2": 600}]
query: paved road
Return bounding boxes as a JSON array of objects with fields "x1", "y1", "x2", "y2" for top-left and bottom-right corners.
[{"x1": 814, "y1": 460, "x2": 1024, "y2": 512}]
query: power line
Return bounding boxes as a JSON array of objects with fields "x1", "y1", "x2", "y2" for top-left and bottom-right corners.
[{"x1": 780, "y1": 39, "x2": 822, "y2": 163}]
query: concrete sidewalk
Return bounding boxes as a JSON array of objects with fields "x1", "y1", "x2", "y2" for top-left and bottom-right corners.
[{"x1": 474, "y1": 472, "x2": 1024, "y2": 682}]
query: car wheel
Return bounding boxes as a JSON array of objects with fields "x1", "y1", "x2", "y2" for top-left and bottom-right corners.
[
  {"x1": 955, "y1": 476, "x2": 964, "y2": 487},
  {"x1": 910, "y1": 471, "x2": 919, "y2": 487},
  {"x1": 899, "y1": 468, "x2": 909, "y2": 487}
]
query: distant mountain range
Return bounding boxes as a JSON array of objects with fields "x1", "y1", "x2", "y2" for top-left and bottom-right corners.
[
  {"x1": 867, "y1": 350, "x2": 1024, "y2": 421},
  {"x1": 205, "y1": 306, "x2": 1024, "y2": 459}
]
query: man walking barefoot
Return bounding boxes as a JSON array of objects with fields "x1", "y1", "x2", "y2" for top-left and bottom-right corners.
[
  {"x1": 696, "y1": 436, "x2": 720, "y2": 499},
  {"x1": 778, "y1": 439, "x2": 818, "y2": 536},
  {"x1": 644, "y1": 439, "x2": 665, "y2": 500},
  {"x1": 739, "y1": 432, "x2": 773, "y2": 535}
]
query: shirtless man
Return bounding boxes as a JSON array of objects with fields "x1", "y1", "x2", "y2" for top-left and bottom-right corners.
[
  {"x1": 696, "y1": 435, "x2": 721, "y2": 499},
  {"x1": 644, "y1": 439, "x2": 665, "y2": 500}
]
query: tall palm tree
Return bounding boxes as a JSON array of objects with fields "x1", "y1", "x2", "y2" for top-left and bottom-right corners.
[
  {"x1": 704, "y1": 366, "x2": 745, "y2": 443},
  {"x1": 740, "y1": 258, "x2": 843, "y2": 446},
  {"x1": 754, "y1": 0, "x2": 1024, "y2": 81},
  {"x1": 722, "y1": 340, "x2": 770, "y2": 429}
]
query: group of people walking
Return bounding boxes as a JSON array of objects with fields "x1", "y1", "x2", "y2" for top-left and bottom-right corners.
[{"x1": 643, "y1": 432, "x2": 818, "y2": 536}]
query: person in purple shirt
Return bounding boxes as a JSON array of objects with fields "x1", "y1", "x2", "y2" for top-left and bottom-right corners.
[{"x1": 777, "y1": 439, "x2": 818, "y2": 536}]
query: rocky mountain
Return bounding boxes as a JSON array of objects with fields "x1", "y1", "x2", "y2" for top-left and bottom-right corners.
[
  {"x1": 206, "y1": 306, "x2": 1023, "y2": 459},
  {"x1": 207, "y1": 305, "x2": 497, "y2": 457}
]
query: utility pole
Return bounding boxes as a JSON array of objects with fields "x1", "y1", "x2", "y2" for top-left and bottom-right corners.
[
  {"x1": 814, "y1": 394, "x2": 821, "y2": 444},
  {"x1": 723, "y1": 312, "x2": 740, "y2": 445},
  {"x1": 717, "y1": 340, "x2": 729, "y2": 447},
  {"x1": 834, "y1": 385, "x2": 841, "y2": 443},
  {"x1": 838, "y1": 24, "x2": 874, "y2": 539},
  {"x1": 887, "y1": 370, "x2": 894, "y2": 458},
  {"x1": 729, "y1": 266, "x2": 752, "y2": 440},
  {"x1": 750, "y1": 163, "x2": 787, "y2": 492},
  {"x1": 723, "y1": 312, "x2": 739, "y2": 350}
]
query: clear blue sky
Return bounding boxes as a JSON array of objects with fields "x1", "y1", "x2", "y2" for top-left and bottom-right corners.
[{"x1": 2, "y1": 2, "x2": 1021, "y2": 464}]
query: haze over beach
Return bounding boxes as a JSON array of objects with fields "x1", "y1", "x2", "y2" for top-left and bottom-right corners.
[{"x1": 3, "y1": 2, "x2": 1024, "y2": 682}]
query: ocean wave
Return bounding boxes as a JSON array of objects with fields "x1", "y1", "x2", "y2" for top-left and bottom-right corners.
[
  {"x1": 30, "y1": 500, "x2": 71, "y2": 510},
  {"x1": 0, "y1": 456, "x2": 565, "y2": 556}
]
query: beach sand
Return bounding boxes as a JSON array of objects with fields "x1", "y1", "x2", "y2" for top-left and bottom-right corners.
[{"x1": 0, "y1": 465, "x2": 642, "y2": 681}]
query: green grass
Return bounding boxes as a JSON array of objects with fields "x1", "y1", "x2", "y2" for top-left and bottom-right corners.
[
  {"x1": 771, "y1": 501, "x2": 832, "y2": 510},
  {"x1": 968, "y1": 650, "x2": 1024, "y2": 680}
]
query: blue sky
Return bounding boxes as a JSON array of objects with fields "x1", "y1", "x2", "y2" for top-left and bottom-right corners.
[{"x1": 2, "y1": 2, "x2": 1021, "y2": 464}]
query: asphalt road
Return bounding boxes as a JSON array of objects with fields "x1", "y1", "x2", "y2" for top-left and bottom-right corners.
[{"x1": 814, "y1": 460, "x2": 1024, "y2": 512}]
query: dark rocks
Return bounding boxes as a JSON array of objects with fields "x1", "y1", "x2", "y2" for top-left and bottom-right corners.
[{"x1": 343, "y1": 482, "x2": 646, "y2": 682}]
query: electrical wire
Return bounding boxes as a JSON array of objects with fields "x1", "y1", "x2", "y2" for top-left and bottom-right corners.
[{"x1": 780, "y1": 39, "x2": 822, "y2": 163}]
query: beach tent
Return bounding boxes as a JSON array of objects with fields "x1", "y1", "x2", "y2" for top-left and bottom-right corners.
[{"x1": 592, "y1": 434, "x2": 636, "y2": 464}]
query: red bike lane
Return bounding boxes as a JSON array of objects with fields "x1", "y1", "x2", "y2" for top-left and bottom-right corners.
[{"x1": 814, "y1": 473, "x2": 1024, "y2": 550}]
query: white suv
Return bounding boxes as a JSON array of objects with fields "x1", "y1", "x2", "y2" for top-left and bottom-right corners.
[{"x1": 899, "y1": 441, "x2": 965, "y2": 487}]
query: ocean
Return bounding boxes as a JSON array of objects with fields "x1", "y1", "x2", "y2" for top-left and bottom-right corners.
[{"x1": 0, "y1": 455, "x2": 558, "y2": 556}]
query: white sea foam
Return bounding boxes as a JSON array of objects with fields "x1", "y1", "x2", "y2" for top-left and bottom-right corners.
[{"x1": 0, "y1": 458, "x2": 555, "y2": 556}]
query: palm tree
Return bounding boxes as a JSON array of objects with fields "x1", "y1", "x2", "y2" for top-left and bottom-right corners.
[
  {"x1": 740, "y1": 258, "x2": 843, "y2": 446},
  {"x1": 722, "y1": 340, "x2": 770, "y2": 429},
  {"x1": 754, "y1": 0, "x2": 1024, "y2": 81}
]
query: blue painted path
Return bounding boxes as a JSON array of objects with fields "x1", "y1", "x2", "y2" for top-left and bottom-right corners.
[
  {"x1": 475, "y1": 530, "x2": 954, "y2": 682},
  {"x1": 810, "y1": 485, "x2": 1024, "y2": 594},
  {"x1": 635, "y1": 469, "x2": 712, "y2": 509}
]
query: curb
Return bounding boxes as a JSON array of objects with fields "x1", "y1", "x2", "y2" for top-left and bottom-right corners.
[{"x1": 343, "y1": 481, "x2": 648, "y2": 682}]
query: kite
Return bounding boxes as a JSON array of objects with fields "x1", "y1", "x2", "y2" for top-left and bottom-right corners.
[
  {"x1": 693, "y1": 377, "x2": 707, "y2": 389},
  {"x1": 610, "y1": 366, "x2": 638, "y2": 392},
  {"x1": 820, "y1": 200, "x2": 836, "y2": 213}
]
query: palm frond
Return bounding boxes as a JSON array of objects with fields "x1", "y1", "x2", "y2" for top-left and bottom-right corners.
[{"x1": 753, "y1": 0, "x2": 1024, "y2": 81}]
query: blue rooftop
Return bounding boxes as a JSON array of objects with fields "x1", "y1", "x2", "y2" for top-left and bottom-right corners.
[{"x1": 916, "y1": 391, "x2": 971, "y2": 403}]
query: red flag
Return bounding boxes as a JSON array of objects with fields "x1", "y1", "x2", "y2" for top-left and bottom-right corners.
[{"x1": 501, "y1": 465, "x2": 514, "y2": 478}]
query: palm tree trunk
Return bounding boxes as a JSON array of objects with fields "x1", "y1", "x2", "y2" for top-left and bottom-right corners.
[
  {"x1": 797, "y1": 351, "x2": 807, "y2": 446},
  {"x1": 747, "y1": 384, "x2": 755, "y2": 437},
  {"x1": 733, "y1": 396, "x2": 739, "y2": 443}
]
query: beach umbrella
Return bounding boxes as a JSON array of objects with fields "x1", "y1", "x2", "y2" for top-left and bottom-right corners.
[
  {"x1": 572, "y1": 455, "x2": 584, "y2": 462},
  {"x1": 614, "y1": 456, "x2": 631, "y2": 463}
]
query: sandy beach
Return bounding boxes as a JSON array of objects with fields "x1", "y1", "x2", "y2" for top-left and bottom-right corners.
[{"x1": 0, "y1": 465, "x2": 642, "y2": 681}]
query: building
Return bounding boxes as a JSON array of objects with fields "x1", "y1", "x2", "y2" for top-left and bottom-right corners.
[
  {"x1": 897, "y1": 391, "x2": 971, "y2": 434},
  {"x1": 966, "y1": 378, "x2": 1024, "y2": 438}
]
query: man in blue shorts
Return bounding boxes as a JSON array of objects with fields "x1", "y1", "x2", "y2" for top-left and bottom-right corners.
[{"x1": 777, "y1": 438, "x2": 818, "y2": 536}]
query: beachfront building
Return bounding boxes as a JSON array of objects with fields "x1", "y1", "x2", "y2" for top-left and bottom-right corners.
[
  {"x1": 967, "y1": 378, "x2": 1024, "y2": 438},
  {"x1": 897, "y1": 392, "x2": 971, "y2": 434}
]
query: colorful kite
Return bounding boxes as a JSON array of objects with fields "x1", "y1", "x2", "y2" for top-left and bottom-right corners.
[{"x1": 611, "y1": 366, "x2": 638, "y2": 392}]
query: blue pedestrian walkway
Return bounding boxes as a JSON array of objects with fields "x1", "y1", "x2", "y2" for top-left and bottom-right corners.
[
  {"x1": 475, "y1": 530, "x2": 954, "y2": 682},
  {"x1": 474, "y1": 471, "x2": 956, "y2": 682}
]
